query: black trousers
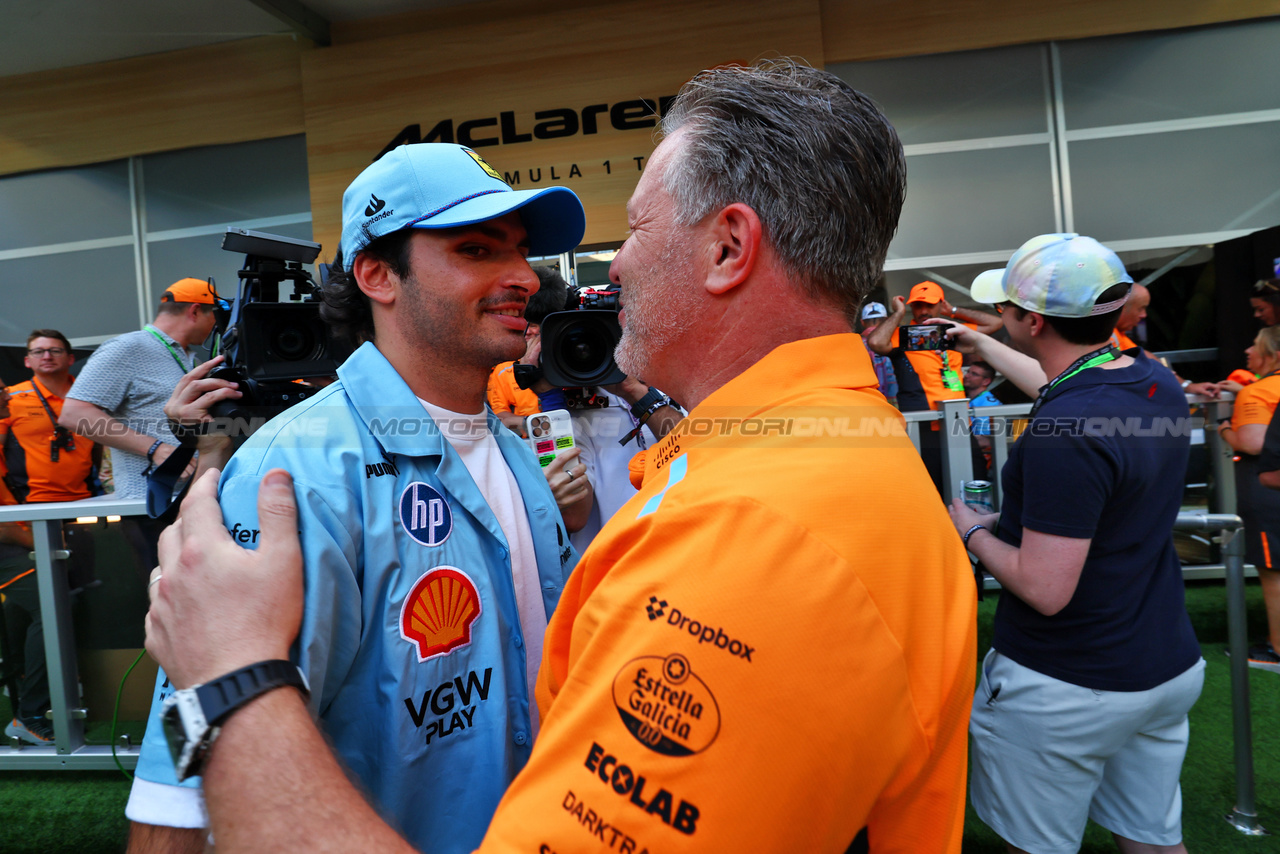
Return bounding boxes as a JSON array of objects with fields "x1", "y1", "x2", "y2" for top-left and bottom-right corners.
[{"x1": 1, "y1": 554, "x2": 47, "y2": 720}]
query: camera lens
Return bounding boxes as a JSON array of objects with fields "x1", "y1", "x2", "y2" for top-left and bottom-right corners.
[
  {"x1": 560, "y1": 321, "x2": 612, "y2": 380},
  {"x1": 271, "y1": 323, "x2": 318, "y2": 361}
]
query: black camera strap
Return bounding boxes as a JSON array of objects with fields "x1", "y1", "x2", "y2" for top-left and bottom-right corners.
[
  {"x1": 29, "y1": 379, "x2": 76, "y2": 462},
  {"x1": 147, "y1": 444, "x2": 197, "y2": 518}
]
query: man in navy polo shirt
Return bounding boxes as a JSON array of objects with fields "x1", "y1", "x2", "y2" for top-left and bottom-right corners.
[{"x1": 949, "y1": 233, "x2": 1203, "y2": 854}]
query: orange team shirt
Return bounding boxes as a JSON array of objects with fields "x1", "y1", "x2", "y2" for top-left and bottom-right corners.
[
  {"x1": 487, "y1": 361, "x2": 541, "y2": 418},
  {"x1": 1109, "y1": 328, "x2": 1138, "y2": 351},
  {"x1": 1232, "y1": 374, "x2": 1280, "y2": 430},
  {"x1": 479, "y1": 334, "x2": 977, "y2": 854},
  {"x1": 889, "y1": 326, "x2": 967, "y2": 410},
  {"x1": 0, "y1": 378, "x2": 96, "y2": 503}
]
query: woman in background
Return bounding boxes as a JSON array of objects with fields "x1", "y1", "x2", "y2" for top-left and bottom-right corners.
[{"x1": 1219, "y1": 325, "x2": 1280, "y2": 670}]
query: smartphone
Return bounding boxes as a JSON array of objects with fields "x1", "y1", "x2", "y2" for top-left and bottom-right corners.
[
  {"x1": 902, "y1": 324, "x2": 948, "y2": 351},
  {"x1": 526, "y1": 409, "x2": 576, "y2": 468}
]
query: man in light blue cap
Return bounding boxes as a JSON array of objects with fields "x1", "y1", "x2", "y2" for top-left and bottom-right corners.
[
  {"x1": 952, "y1": 233, "x2": 1204, "y2": 854},
  {"x1": 126, "y1": 144, "x2": 587, "y2": 854}
]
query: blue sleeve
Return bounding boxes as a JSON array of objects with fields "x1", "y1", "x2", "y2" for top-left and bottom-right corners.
[
  {"x1": 133, "y1": 470, "x2": 363, "y2": 794},
  {"x1": 1016, "y1": 422, "x2": 1116, "y2": 539}
]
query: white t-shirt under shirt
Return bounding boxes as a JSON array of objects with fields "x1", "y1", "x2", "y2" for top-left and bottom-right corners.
[{"x1": 420, "y1": 399, "x2": 546, "y2": 738}]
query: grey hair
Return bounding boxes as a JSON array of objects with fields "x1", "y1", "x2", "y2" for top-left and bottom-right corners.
[{"x1": 659, "y1": 59, "x2": 906, "y2": 321}]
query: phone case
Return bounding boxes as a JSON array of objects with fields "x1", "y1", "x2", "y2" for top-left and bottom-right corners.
[{"x1": 526, "y1": 409, "x2": 576, "y2": 468}]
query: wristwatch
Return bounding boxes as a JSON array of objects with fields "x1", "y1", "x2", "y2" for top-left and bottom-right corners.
[
  {"x1": 162, "y1": 659, "x2": 309, "y2": 781},
  {"x1": 629, "y1": 387, "x2": 666, "y2": 419}
]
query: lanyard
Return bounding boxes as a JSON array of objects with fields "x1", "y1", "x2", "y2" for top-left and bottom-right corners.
[
  {"x1": 1028, "y1": 345, "x2": 1121, "y2": 417},
  {"x1": 144, "y1": 326, "x2": 194, "y2": 374},
  {"x1": 940, "y1": 350, "x2": 963, "y2": 393}
]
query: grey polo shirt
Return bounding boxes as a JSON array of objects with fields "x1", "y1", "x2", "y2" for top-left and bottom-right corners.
[{"x1": 67, "y1": 326, "x2": 200, "y2": 499}]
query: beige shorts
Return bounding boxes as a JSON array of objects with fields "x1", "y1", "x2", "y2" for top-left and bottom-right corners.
[{"x1": 969, "y1": 648, "x2": 1205, "y2": 854}]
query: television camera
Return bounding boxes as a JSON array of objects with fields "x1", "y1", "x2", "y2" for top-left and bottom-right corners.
[
  {"x1": 208, "y1": 228, "x2": 347, "y2": 423},
  {"x1": 538, "y1": 285, "x2": 627, "y2": 387}
]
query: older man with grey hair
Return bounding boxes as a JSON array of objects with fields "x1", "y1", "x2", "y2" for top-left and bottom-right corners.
[{"x1": 145, "y1": 59, "x2": 977, "y2": 854}]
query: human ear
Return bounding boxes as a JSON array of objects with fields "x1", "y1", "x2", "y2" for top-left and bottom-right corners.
[
  {"x1": 352, "y1": 253, "x2": 399, "y2": 306},
  {"x1": 703, "y1": 202, "x2": 762, "y2": 296}
]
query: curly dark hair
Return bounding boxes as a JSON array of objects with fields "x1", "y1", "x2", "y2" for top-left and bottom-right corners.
[
  {"x1": 526, "y1": 266, "x2": 571, "y2": 325},
  {"x1": 320, "y1": 229, "x2": 415, "y2": 347}
]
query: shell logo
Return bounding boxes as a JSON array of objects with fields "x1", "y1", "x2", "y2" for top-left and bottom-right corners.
[{"x1": 399, "y1": 567, "x2": 482, "y2": 662}]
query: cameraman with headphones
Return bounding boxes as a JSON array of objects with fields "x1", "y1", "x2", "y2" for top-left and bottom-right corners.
[{"x1": 512, "y1": 267, "x2": 683, "y2": 549}]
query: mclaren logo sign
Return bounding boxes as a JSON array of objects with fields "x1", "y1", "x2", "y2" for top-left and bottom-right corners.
[{"x1": 376, "y1": 96, "x2": 677, "y2": 161}]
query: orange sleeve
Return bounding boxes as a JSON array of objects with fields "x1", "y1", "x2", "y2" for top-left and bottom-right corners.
[
  {"x1": 1233, "y1": 381, "x2": 1280, "y2": 428},
  {"x1": 487, "y1": 363, "x2": 515, "y2": 414},
  {"x1": 627, "y1": 450, "x2": 647, "y2": 490}
]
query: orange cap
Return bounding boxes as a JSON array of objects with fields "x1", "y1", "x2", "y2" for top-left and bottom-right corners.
[
  {"x1": 908, "y1": 281, "x2": 945, "y2": 305},
  {"x1": 161, "y1": 278, "x2": 221, "y2": 305}
]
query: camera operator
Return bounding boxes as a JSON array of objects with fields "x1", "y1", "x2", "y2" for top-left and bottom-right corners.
[
  {"x1": 59, "y1": 279, "x2": 219, "y2": 500},
  {"x1": 486, "y1": 267, "x2": 594, "y2": 532},
  {"x1": 160, "y1": 354, "x2": 244, "y2": 479},
  {"x1": 486, "y1": 267, "x2": 570, "y2": 438},
  {"x1": 515, "y1": 270, "x2": 682, "y2": 548}
]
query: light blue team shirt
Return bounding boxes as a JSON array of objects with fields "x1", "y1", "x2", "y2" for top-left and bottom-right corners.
[
  {"x1": 970, "y1": 389, "x2": 1002, "y2": 436},
  {"x1": 131, "y1": 342, "x2": 576, "y2": 853}
]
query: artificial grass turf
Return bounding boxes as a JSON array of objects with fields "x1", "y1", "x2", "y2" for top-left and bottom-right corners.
[{"x1": 1, "y1": 582, "x2": 1278, "y2": 853}]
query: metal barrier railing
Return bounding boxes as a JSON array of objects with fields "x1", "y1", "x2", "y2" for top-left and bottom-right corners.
[
  {"x1": 0, "y1": 496, "x2": 147, "y2": 770},
  {"x1": 1176, "y1": 513, "x2": 1266, "y2": 836},
  {"x1": 904, "y1": 391, "x2": 1238, "y2": 515}
]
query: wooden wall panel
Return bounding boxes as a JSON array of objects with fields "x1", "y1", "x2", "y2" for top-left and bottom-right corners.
[
  {"x1": 300, "y1": 0, "x2": 824, "y2": 255},
  {"x1": 0, "y1": 36, "x2": 306, "y2": 177},
  {"x1": 822, "y1": 0, "x2": 1280, "y2": 62}
]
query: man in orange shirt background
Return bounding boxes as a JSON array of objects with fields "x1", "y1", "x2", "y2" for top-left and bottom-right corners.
[
  {"x1": 144, "y1": 59, "x2": 977, "y2": 854},
  {"x1": 0, "y1": 328, "x2": 101, "y2": 744}
]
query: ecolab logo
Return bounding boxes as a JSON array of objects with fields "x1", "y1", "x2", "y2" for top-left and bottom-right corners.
[{"x1": 644, "y1": 597, "x2": 755, "y2": 662}]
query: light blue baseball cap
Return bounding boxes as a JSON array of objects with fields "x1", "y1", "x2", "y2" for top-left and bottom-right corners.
[
  {"x1": 970, "y1": 233, "x2": 1132, "y2": 318},
  {"x1": 340, "y1": 143, "x2": 586, "y2": 263}
]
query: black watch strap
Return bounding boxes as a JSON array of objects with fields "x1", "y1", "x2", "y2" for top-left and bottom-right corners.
[
  {"x1": 195, "y1": 659, "x2": 310, "y2": 726},
  {"x1": 629, "y1": 387, "x2": 664, "y2": 418}
]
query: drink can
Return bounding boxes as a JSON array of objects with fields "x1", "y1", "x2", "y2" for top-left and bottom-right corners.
[{"x1": 963, "y1": 480, "x2": 995, "y2": 513}]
